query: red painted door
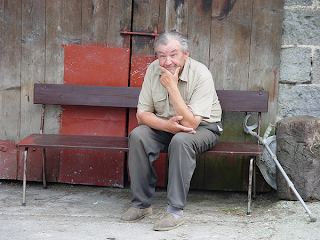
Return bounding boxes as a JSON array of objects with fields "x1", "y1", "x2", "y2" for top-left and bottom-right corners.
[
  {"x1": 60, "y1": 43, "x2": 167, "y2": 187},
  {"x1": 60, "y1": 45, "x2": 130, "y2": 187}
]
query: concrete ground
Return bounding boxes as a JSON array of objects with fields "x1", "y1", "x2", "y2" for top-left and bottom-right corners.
[{"x1": 0, "y1": 180, "x2": 320, "y2": 240}]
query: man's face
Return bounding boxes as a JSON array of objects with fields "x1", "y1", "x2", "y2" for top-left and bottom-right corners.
[{"x1": 157, "y1": 39, "x2": 189, "y2": 75}]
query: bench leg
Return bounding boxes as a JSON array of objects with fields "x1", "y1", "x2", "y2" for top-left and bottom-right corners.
[
  {"x1": 247, "y1": 157, "x2": 254, "y2": 215},
  {"x1": 42, "y1": 148, "x2": 47, "y2": 189},
  {"x1": 253, "y1": 159, "x2": 257, "y2": 200},
  {"x1": 22, "y1": 148, "x2": 28, "y2": 206}
]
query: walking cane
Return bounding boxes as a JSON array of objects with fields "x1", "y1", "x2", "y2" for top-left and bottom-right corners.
[{"x1": 243, "y1": 114, "x2": 317, "y2": 222}]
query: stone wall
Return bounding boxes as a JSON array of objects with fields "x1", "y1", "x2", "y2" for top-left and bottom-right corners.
[{"x1": 278, "y1": 0, "x2": 320, "y2": 120}]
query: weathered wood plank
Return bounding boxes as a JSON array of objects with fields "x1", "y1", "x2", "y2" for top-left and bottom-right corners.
[
  {"x1": 209, "y1": 0, "x2": 253, "y2": 142},
  {"x1": 249, "y1": 0, "x2": 284, "y2": 133},
  {"x1": 20, "y1": 0, "x2": 46, "y2": 139},
  {"x1": 45, "y1": 0, "x2": 82, "y2": 134},
  {"x1": 45, "y1": 0, "x2": 64, "y2": 85},
  {"x1": 187, "y1": 0, "x2": 212, "y2": 66},
  {"x1": 45, "y1": 0, "x2": 82, "y2": 85},
  {"x1": 62, "y1": 0, "x2": 82, "y2": 45},
  {"x1": 0, "y1": 0, "x2": 22, "y2": 180},
  {"x1": 209, "y1": 0, "x2": 253, "y2": 91},
  {"x1": 165, "y1": 0, "x2": 188, "y2": 35},
  {"x1": 107, "y1": 0, "x2": 132, "y2": 48},
  {"x1": 131, "y1": 0, "x2": 162, "y2": 56},
  {"x1": 158, "y1": 0, "x2": 166, "y2": 34},
  {"x1": 0, "y1": 0, "x2": 5, "y2": 139},
  {"x1": 81, "y1": 0, "x2": 110, "y2": 46},
  {"x1": 0, "y1": 0, "x2": 21, "y2": 141},
  {"x1": 249, "y1": 0, "x2": 284, "y2": 92}
]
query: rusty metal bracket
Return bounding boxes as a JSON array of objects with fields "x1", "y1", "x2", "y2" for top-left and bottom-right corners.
[
  {"x1": 0, "y1": 145, "x2": 8, "y2": 152},
  {"x1": 120, "y1": 30, "x2": 159, "y2": 38}
]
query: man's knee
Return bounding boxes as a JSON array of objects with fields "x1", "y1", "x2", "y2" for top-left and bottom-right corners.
[
  {"x1": 129, "y1": 125, "x2": 150, "y2": 142},
  {"x1": 170, "y1": 132, "x2": 193, "y2": 149}
]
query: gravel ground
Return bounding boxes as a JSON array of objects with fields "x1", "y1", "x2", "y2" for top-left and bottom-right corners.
[{"x1": 0, "y1": 180, "x2": 319, "y2": 240}]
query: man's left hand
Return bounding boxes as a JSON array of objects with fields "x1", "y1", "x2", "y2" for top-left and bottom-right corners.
[{"x1": 159, "y1": 66, "x2": 180, "y2": 90}]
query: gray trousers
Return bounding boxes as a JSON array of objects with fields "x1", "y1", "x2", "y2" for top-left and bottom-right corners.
[{"x1": 128, "y1": 122, "x2": 222, "y2": 209}]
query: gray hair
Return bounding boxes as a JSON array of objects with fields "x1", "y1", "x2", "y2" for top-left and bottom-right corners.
[{"x1": 154, "y1": 31, "x2": 189, "y2": 54}]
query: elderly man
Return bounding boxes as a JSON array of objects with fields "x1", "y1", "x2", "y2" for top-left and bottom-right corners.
[{"x1": 121, "y1": 31, "x2": 223, "y2": 231}]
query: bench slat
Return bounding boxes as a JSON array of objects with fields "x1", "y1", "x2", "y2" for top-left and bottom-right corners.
[
  {"x1": 34, "y1": 83, "x2": 141, "y2": 108},
  {"x1": 18, "y1": 134, "x2": 129, "y2": 152},
  {"x1": 18, "y1": 134, "x2": 263, "y2": 156},
  {"x1": 216, "y1": 90, "x2": 268, "y2": 112},
  {"x1": 34, "y1": 83, "x2": 268, "y2": 113},
  {"x1": 204, "y1": 141, "x2": 263, "y2": 156}
]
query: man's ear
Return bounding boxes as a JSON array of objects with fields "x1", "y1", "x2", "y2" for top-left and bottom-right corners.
[{"x1": 184, "y1": 50, "x2": 189, "y2": 60}]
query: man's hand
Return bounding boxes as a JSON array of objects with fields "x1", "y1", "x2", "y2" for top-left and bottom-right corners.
[
  {"x1": 159, "y1": 66, "x2": 180, "y2": 90},
  {"x1": 166, "y1": 116, "x2": 196, "y2": 134},
  {"x1": 136, "y1": 110, "x2": 196, "y2": 134}
]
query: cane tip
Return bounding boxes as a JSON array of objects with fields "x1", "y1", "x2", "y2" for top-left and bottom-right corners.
[{"x1": 310, "y1": 215, "x2": 317, "y2": 222}]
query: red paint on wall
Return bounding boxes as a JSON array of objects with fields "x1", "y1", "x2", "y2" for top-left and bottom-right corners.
[
  {"x1": 130, "y1": 55, "x2": 156, "y2": 87},
  {"x1": 64, "y1": 45, "x2": 130, "y2": 87},
  {"x1": 59, "y1": 45, "x2": 130, "y2": 187},
  {"x1": 129, "y1": 55, "x2": 167, "y2": 187},
  {"x1": 0, "y1": 139, "x2": 18, "y2": 179},
  {"x1": 60, "y1": 106, "x2": 127, "y2": 137}
]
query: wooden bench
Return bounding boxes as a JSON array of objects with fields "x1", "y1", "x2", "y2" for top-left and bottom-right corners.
[{"x1": 18, "y1": 83, "x2": 268, "y2": 215}]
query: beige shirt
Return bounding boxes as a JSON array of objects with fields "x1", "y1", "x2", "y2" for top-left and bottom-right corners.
[{"x1": 137, "y1": 57, "x2": 222, "y2": 123}]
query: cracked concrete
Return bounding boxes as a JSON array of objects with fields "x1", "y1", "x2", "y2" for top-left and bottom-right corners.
[{"x1": 0, "y1": 180, "x2": 319, "y2": 240}]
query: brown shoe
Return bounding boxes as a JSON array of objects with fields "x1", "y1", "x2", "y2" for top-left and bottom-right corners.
[
  {"x1": 120, "y1": 207, "x2": 152, "y2": 223},
  {"x1": 153, "y1": 213, "x2": 184, "y2": 231}
]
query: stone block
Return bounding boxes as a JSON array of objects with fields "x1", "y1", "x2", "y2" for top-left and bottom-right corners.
[
  {"x1": 276, "y1": 115, "x2": 320, "y2": 201},
  {"x1": 280, "y1": 47, "x2": 311, "y2": 84},
  {"x1": 282, "y1": 9, "x2": 320, "y2": 45},
  {"x1": 312, "y1": 49, "x2": 320, "y2": 84},
  {"x1": 277, "y1": 84, "x2": 320, "y2": 118},
  {"x1": 284, "y1": 0, "x2": 313, "y2": 6}
]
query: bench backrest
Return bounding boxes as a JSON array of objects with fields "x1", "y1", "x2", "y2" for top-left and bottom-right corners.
[{"x1": 34, "y1": 83, "x2": 268, "y2": 112}]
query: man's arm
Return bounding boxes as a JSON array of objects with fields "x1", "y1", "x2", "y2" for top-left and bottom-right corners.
[
  {"x1": 158, "y1": 66, "x2": 202, "y2": 130},
  {"x1": 136, "y1": 109, "x2": 196, "y2": 134}
]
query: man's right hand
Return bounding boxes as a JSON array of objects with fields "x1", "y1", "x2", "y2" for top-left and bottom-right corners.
[{"x1": 166, "y1": 116, "x2": 196, "y2": 134}]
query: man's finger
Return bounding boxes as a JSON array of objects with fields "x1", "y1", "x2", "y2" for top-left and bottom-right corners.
[
  {"x1": 180, "y1": 126, "x2": 196, "y2": 134},
  {"x1": 158, "y1": 66, "x2": 169, "y2": 74}
]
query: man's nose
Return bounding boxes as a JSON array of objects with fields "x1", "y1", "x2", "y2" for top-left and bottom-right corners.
[{"x1": 164, "y1": 57, "x2": 173, "y2": 66}]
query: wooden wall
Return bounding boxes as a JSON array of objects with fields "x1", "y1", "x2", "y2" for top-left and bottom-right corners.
[{"x1": 0, "y1": 0, "x2": 284, "y2": 191}]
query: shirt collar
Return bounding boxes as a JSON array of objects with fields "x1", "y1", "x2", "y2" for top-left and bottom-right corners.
[{"x1": 179, "y1": 57, "x2": 190, "y2": 82}]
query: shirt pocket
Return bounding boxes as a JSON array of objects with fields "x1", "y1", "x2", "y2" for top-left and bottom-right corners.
[{"x1": 152, "y1": 92, "x2": 168, "y2": 116}]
